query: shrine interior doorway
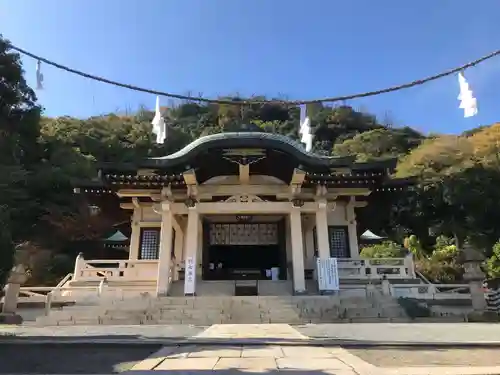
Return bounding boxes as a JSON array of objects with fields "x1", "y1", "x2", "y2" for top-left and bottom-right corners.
[{"x1": 202, "y1": 216, "x2": 287, "y2": 281}]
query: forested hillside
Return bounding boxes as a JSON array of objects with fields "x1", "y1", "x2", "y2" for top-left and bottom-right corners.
[{"x1": 3, "y1": 36, "x2": 500, "y2": 286}]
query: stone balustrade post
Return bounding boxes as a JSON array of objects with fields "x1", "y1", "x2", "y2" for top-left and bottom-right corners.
[
  {"x1": 98, "y1": 277, "x2": 108, "y2": 297},
  {"x1": 73, "y1": 253, "x2": 85, "y2": 281},
  {"x1": 404, "y1": 252, "x2": 416, "y2": 278},
  {"x1": 381, "y1": 277, "x2": 391, "y2": 296}
]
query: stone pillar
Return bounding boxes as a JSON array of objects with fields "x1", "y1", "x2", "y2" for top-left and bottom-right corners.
[
  {"x1": 462, "y1": 242, "x2": 487, "y2": 312},
  {"x1": 156, "y1": 202, "x2": 173, "y2": 296},
  {"x1": 346, "y1": 198, "x2": 360, "y2": 258},
  {"x1": 184, "y1": 205, "x2": 199, "y2": 296},
  {"x1": 315, "y1": 200, "x2": 330, "y2": 259},
  {"x1": 290, "y1": 206, "x2": 306, "y2": 294}
]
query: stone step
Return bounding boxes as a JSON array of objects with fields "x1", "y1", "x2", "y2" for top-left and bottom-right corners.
[{"x1": 37, "y1": 293, "x2": 409, "y2": 326}]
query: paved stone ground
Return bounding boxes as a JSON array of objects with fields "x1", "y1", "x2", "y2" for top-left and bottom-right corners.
[{"x1": 128, "y1": 344, "x2": 362, "y2": 374}]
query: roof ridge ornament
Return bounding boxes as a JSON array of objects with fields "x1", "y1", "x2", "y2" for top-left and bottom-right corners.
[{"x1": 225, "y1": 195, "x2": 265, "y2": 203}]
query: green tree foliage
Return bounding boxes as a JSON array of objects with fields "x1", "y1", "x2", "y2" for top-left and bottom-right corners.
[
  {"x1": 0, "y1": 36, "x2": 41, "y2": 287},
  {"x1": 415, "y1": 236, "x2": 463, "y2": 283},
  {"x1": 359, "y1": 241, "x2": 405, "y2": 258},
  {"x1": 485, "y1": 241, "x2": 500, "y2": 279},
  {"x1": 333, "y1": 127, "x2": 424, "y2": 161},
  {"x1": 0, "y1": 207, "x2": 14, "y2": 287}
]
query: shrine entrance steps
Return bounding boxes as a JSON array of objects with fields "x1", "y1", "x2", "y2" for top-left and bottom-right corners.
[
  {"x1": 35, "y1": 294, "x2": 409, "y2": 326},
  {"x1": 167, "y1": 280, "x2": 294, "y2": 297}
]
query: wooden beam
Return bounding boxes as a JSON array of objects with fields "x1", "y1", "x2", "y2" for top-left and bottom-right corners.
[
  {"x1": 183, "y1": 169, "x2": 198, "y2": 186},
  {"x1": 290, "y1": 168, "x2": 306, "y2": 185},
  {"x1": 239, "y1": 164, "x2": 250, "y2": 184},
  {"x1": 117, "y1": 189, "x2": 159, "y2": 198}
]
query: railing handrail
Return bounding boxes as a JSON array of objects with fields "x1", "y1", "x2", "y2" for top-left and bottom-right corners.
[
  {"x1": 415, "y1": 270, "x2": 433, "y2": 285},
  {"x1": 83, "y1": 259, "x2": 159, "y2": 265},
  {"x1": 56, "y1": 273, "x2": 73, "y2": 288}
]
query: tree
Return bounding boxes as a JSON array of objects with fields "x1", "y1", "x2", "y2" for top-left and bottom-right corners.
[
  {"x1": 0, "y1": 36, "x2": 41, "y2": 287},
  {"x1": 333, "y1": 127, "x2": 424, "y2": 161},
  {"x1": 0, "y1": 207, "x2": 14, "y2": 287},
  {"x1": 396, "y1": 135, "x2": 474, "y2": 180}
]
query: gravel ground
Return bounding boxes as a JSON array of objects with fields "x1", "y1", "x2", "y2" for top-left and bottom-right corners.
[
  {"x1": 348, "y1": 347, "x2": 500, "y2": 367},
  {"x1": 0, "y1": 324, "x2": 207, "y2": 340},
  {"x1": 295, "y1": 323, "x2": 500, "y2": 344},
  {"x1": 0, "y1": 343, "x2": 160, "y2": 374}
]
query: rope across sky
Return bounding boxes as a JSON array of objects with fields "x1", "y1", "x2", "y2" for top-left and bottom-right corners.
[{"x1": 8, "y1": 43, "x2": 500, "y2": 106}]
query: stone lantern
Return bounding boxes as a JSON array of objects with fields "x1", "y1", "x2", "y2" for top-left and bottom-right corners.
[
  {"x1": 1, "y1": 264, "x2": 27, "y2": 324},
  {"x1": 460, "y1": 242, "x2": 487, "y2": 313}
]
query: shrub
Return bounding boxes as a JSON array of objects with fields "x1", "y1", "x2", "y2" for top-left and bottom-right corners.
[{"x1": 360, "y1": 241, "x2": 405, "y2": 258}]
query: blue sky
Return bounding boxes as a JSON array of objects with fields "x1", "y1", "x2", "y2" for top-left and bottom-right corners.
[{"x1": 1, "y1": 0, "x2": 500, "y2": 134}]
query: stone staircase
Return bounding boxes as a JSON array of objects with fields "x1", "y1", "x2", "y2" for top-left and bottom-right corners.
[{"x1": 36, "y1": 293, "x2": 408, "y2": 326}]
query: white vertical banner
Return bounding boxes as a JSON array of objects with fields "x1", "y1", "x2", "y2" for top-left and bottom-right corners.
[
  {"x1": 184, "y1": 256, "x2": 196, "y2": 295},
  {"x1": 316, "y1": 257, "x2": 340, "y2": 292}
]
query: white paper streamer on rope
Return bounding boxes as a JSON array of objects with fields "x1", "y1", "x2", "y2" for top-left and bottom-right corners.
[
  {"x1": 151, "y1": 96, "x2": 166, "y2": 144},
  {"x1": 458, "y1": 71, "x2": 478, "y2": 118},
  {"x1": 36, "y1": 60, "x2": 44, "y2": 90},
  {"x1": 299, "y1": 104, "x2": 313, "y2": 152}
]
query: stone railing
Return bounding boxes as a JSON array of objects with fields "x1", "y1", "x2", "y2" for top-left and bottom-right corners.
[
  {"x1": 337, "y1": 255, "x2": 415, "y2": 280},
  {"x1": 73, "y1": 255, "x2": 159, "y2": 282},
  {"x1": 389, "y1": 283, "x2": 471, "y2": 300},
  {"x1": 3, "y1": 273, "x2": 74, "y2": 305}
]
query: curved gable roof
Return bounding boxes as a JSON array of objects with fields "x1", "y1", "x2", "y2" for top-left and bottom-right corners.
[{"x1": 144, "y1": 132, "x2": 354, "y2": 168}]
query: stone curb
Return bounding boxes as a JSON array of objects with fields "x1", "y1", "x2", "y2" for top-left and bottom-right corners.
[{"x1": 3, "y1": 337, "x2": 500, "y2": 348}]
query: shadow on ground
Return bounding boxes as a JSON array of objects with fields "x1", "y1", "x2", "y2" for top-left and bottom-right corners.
[
  {"x1": 0, "y1": 343, "x2": 160, "y2": 374},
  {"x1": 1, "y1": 335, "x2": 500, "y2": 373}
]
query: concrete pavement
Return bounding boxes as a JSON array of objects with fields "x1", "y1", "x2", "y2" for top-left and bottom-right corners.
[{"x1": 2, "y1": 323, "x2": 500, "y2": 374}]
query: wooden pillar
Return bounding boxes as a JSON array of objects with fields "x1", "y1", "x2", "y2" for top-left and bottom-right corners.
[
  {"x1": 184, "y1": 206, "x2": 199, "y2": 296},
  {"x1": 156, "y1": 202, "x2": 173, "y2": 296},
  {"x1": 347, "y1": 197, "x2": 360, "y2": 258},
  {"x1": 290, "y1": 207, "x2": 306, "y2": 294},
  {"x1": 172, "y1": 221, "x2": 184, "y2": 281},
  {"x1": 129, "y1": 209, "x2": 141, "y2": 260}
]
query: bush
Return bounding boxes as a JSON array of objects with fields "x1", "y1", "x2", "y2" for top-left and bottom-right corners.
[
  {"x1": 360, "y1": 241, "x2": 405, "y2": 258},
  {"x1": 485, "y1": 241, "x2": 500, "y2": 279},
  {"x1": 410, "y1": 235, "x2": 463, "y2": 283}
]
